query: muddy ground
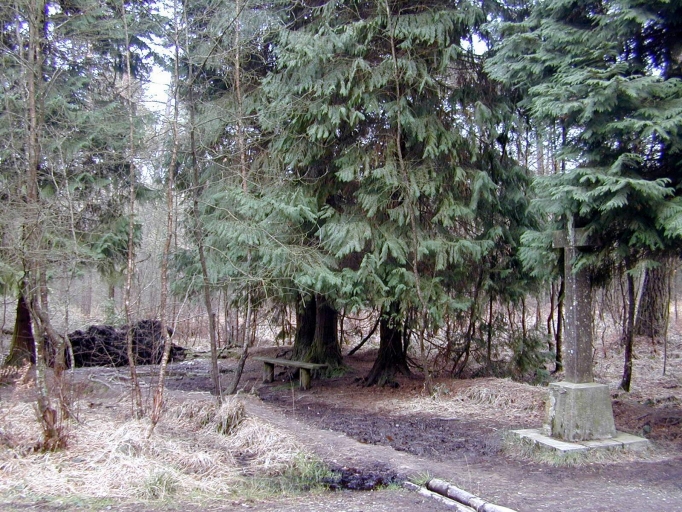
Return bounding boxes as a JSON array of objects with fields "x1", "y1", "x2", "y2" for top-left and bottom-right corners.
[
  {"x1": 158, "y1": 337, "x2": 682, "y2": 512},
  {"x1": 1, "y1": 332, "x2": 680, "y2": 512}
]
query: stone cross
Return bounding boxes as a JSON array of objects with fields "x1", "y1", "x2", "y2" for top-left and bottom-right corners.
[{"x1": 553, "y1": 221, "x2": 593, "y2": 384}]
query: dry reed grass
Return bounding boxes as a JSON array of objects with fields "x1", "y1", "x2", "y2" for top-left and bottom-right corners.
[
  {"x1": 0, "y1": 385, "x2": 316, "y2": 505},
  {"x1": 377, "y1": 378, "x2": 547, "y2": 424}
]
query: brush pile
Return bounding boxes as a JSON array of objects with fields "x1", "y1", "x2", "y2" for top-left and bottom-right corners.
[{"x1": 53, "y1": 319, "x2": 187, "y2": 368}]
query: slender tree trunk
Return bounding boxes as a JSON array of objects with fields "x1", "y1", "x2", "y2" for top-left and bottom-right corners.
[
  {"x1": 20, "y1": 0, "x2": 64, "y2": 449},
  {"x1": 149, "y1": 0, "x2": 181, "y2": 431},
  {"x1": 347, "y1": 313, "x2": 380, "y2": 357},
  {"x1": 120, "y1": 0, "x2": 143, "y2": 419},
  {"x1": 225, "y1": 0, "x2": 252, "y2": 396},
  {"x1": 183, "y1": 8, "x2": 221, "y2": 399},
  {"x1": 226, "y1": 291, "x2": 252, "y2": 395},
  {"x1": 486, "y1": 294, "x2": 493, "y2": 371},
  {"x1": 188, "y1": 100, "x2": 220, "y2": 397},
  {"x1": 620, "y1": 266, "x2": 636, "y2": 391}
]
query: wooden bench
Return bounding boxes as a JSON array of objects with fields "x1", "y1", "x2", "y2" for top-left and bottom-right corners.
[{"x1": 253, "y1": 357, "x2": 328, "y2": 390}]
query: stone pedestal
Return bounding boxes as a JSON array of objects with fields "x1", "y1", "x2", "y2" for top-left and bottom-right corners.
[{"x1": 545, "y1": 382, "x2": 616, "y2": 442}]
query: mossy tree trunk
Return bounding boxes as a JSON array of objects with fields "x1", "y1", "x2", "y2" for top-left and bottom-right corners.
[
  {"x1": 292, "y1": 293, "x2": 316, "y2": 361},
  {"x1": 308, "y1": 295, "x2": 342, "y2": 368},
  {"x1": 365, "y1": 304, "x2": 410, "y2": 386}
]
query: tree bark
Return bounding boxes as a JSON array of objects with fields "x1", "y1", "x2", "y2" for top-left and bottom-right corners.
[
  {"x1": 181, "y1": 3, "x2": 223, "y2": 399},
  {"x1": 149, "y1": 0, "x2": 181, "y2": 431},
  {"x1": 120, "y1": 0, "x2": 143, "y2": 419},
  {"x1": 4, "y1": 290, "x2": 36, "y2": 366},
  {"x1": 292, "y1": 294, "x2": 316, "y2": 361},
  {"x1": 635, "y1": 261, "x2": 671, "y2": 339},
  {"x1": 308, "y1": 295, "x2": 343, "y2": 367},
  {"x1": 620, "y1": 268, "x2": 636, "y2": 391},
  {"x1": 365, "y1": 303, "x2": 410, "y2": 386}
]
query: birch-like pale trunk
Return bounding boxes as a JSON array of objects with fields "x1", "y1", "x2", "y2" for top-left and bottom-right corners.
[
  {"x1": 226, "y1": 0, "x2": 252, "y2": 396},
  {"x1": 120, "y1": 0, "x2": 144, "y2": 418},
  {"x1": 23, "y1": 0, "x2": 64, "y2": 449},
  {"x1": 149, "y1": 0, "x2": 182, "y2": 433}
]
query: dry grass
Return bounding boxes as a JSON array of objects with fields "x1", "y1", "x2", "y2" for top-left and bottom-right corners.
[
  {"x1": 0, "y1": 383, "x2": 322, "y2": 506},
  {"x1": 374, "y1": 378, "x2": 547, "y2": 425}
]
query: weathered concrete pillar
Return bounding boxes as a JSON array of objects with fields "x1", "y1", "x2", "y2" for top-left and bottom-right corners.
[{"x1": 547, "y1": 221, "x2": 616, "y2": 441}]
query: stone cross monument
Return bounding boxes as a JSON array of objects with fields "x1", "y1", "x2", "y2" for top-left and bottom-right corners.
[{"x1": 546, "y1": 220, "x2": 616, "y2": 442}]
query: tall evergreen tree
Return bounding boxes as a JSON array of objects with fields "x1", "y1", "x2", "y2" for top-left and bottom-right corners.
[
  {"x1": 487, "y1": 0, "x2": 682, "y2": 391},
  {"x1": 259, "y1": 0, "x2": 537, "y2": 383}
]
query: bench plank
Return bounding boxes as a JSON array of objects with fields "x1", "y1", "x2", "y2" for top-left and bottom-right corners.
[
  {"x1": 252, "y1": 357, "x2": 327, "y2": 371},
  {"x1": 253, "y1": 356, "x2": 327, "y2": 390}
]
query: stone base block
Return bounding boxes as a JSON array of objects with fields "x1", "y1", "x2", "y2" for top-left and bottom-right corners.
[
  {"x1": 512, "y1": 429, "x2": 649, "y2": 455},
  {"x1": 545, "y1": 381, "x2": 616, "y2": 442}
]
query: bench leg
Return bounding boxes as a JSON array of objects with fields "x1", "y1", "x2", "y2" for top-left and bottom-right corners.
[
  {"x1": 300, "y1": 368, "x2": 311, "y2": 390},
  {"x1": 262, "y1": 362, "x2": 274, "y2": 383}
]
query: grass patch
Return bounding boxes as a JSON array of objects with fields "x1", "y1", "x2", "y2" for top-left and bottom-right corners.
[
  {"x1": 140, "y1": 470, "x2": 179, "y2": 500},
  {"x1": 408, "y1": 471, "x2": 433, "y2": 486},
  {"x1": 239, "y1": 454, "x2": 334, "y2": 499}
]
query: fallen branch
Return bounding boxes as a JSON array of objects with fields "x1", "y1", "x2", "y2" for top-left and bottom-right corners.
[
  {"x1": 347, "y1": 315, "x2": 380, "y2": 356},
  {"x1": 404, "y1": 481, "x2": 475, "y2": 511},
  {"x1": 427, "y1": 478, "x2": 517, "y2": 512}
]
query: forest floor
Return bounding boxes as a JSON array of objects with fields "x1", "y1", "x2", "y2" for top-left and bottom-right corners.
[{"x1": 0, "y1": 330, "x2": 680, "y2": 511}]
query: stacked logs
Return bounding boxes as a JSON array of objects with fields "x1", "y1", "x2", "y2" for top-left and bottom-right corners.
[{"x1": 50, "y1": 320, "x2": 186, "y2": 368}]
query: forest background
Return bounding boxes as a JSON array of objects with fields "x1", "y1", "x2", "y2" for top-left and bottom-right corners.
[{"x1": 1, "y1": 0, "x2": 682, "y2": 448}]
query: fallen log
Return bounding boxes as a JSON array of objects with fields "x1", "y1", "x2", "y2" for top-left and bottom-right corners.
[
  {"x1": 403, "y1": 481, "x2": 475, "y2": 511},
  {"x1": 427, "y1": 478, "x2": 517, "y2": 512}
]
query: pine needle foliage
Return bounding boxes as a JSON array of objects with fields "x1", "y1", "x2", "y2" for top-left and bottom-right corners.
[
  {"x1": 487, "y1": 0, "x2": 682, "y2": 276},
  {"x1": 258, "y1": 0, "x2": 539, "y2": 337}
]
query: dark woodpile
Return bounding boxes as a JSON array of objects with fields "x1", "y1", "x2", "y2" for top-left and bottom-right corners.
[{"x1": 49, "y1": 320, "x2": 186, "y2": 368}]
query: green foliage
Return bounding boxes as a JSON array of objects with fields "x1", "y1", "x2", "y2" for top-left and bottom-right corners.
[
  {"x1": 0, "y1": 0, "x2": 160, "y2": 298},
  {"x1": 487, "y1": 0, "x2": 682, "y2": 276},
  {"x1": 255, "y1": 0, "x2": 539, "y2": 334},
  {"x1": 507, "y1": 330, "x2": 553, "y2": 384}
]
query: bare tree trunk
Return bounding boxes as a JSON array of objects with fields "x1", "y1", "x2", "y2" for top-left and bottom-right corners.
[
  {"x1": 18, "y1": 0, "x2": 65, "y2": 450},
  {"x1": 226, "y1": 290, "x2": 251, "y2": 395},
  {"x1": 620, "y1": 264, "x2": 636, "y2": 392},
  {"x1": 225, "y1": 0, "x2": 251, "y2": 396},
  {"x1": 663, "y1": 262, "x2": 672, "y2": 376},
  {"x1": 185, "y1": 27, "x2": 221, "y2": 398},
  {"x1": 149, "y1": 0, "x2": 181, "y2": 431},
  {"x1": 120, "y1": 0, "x2": 143, "y2": 419},
  {"x1": 487, "y1": 294, "x2": 494, "y2": 371}
]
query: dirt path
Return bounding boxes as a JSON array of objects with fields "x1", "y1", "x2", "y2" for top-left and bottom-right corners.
[
  {"x1": 241, "y1": 394, "x2": 682, "y2": 512},
  {"x1": 176, "y1": 342, "x2": 680, "y2": 512},
  {"x1": 3, "y1": 339, "x2": 679, "y2": 512}
]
